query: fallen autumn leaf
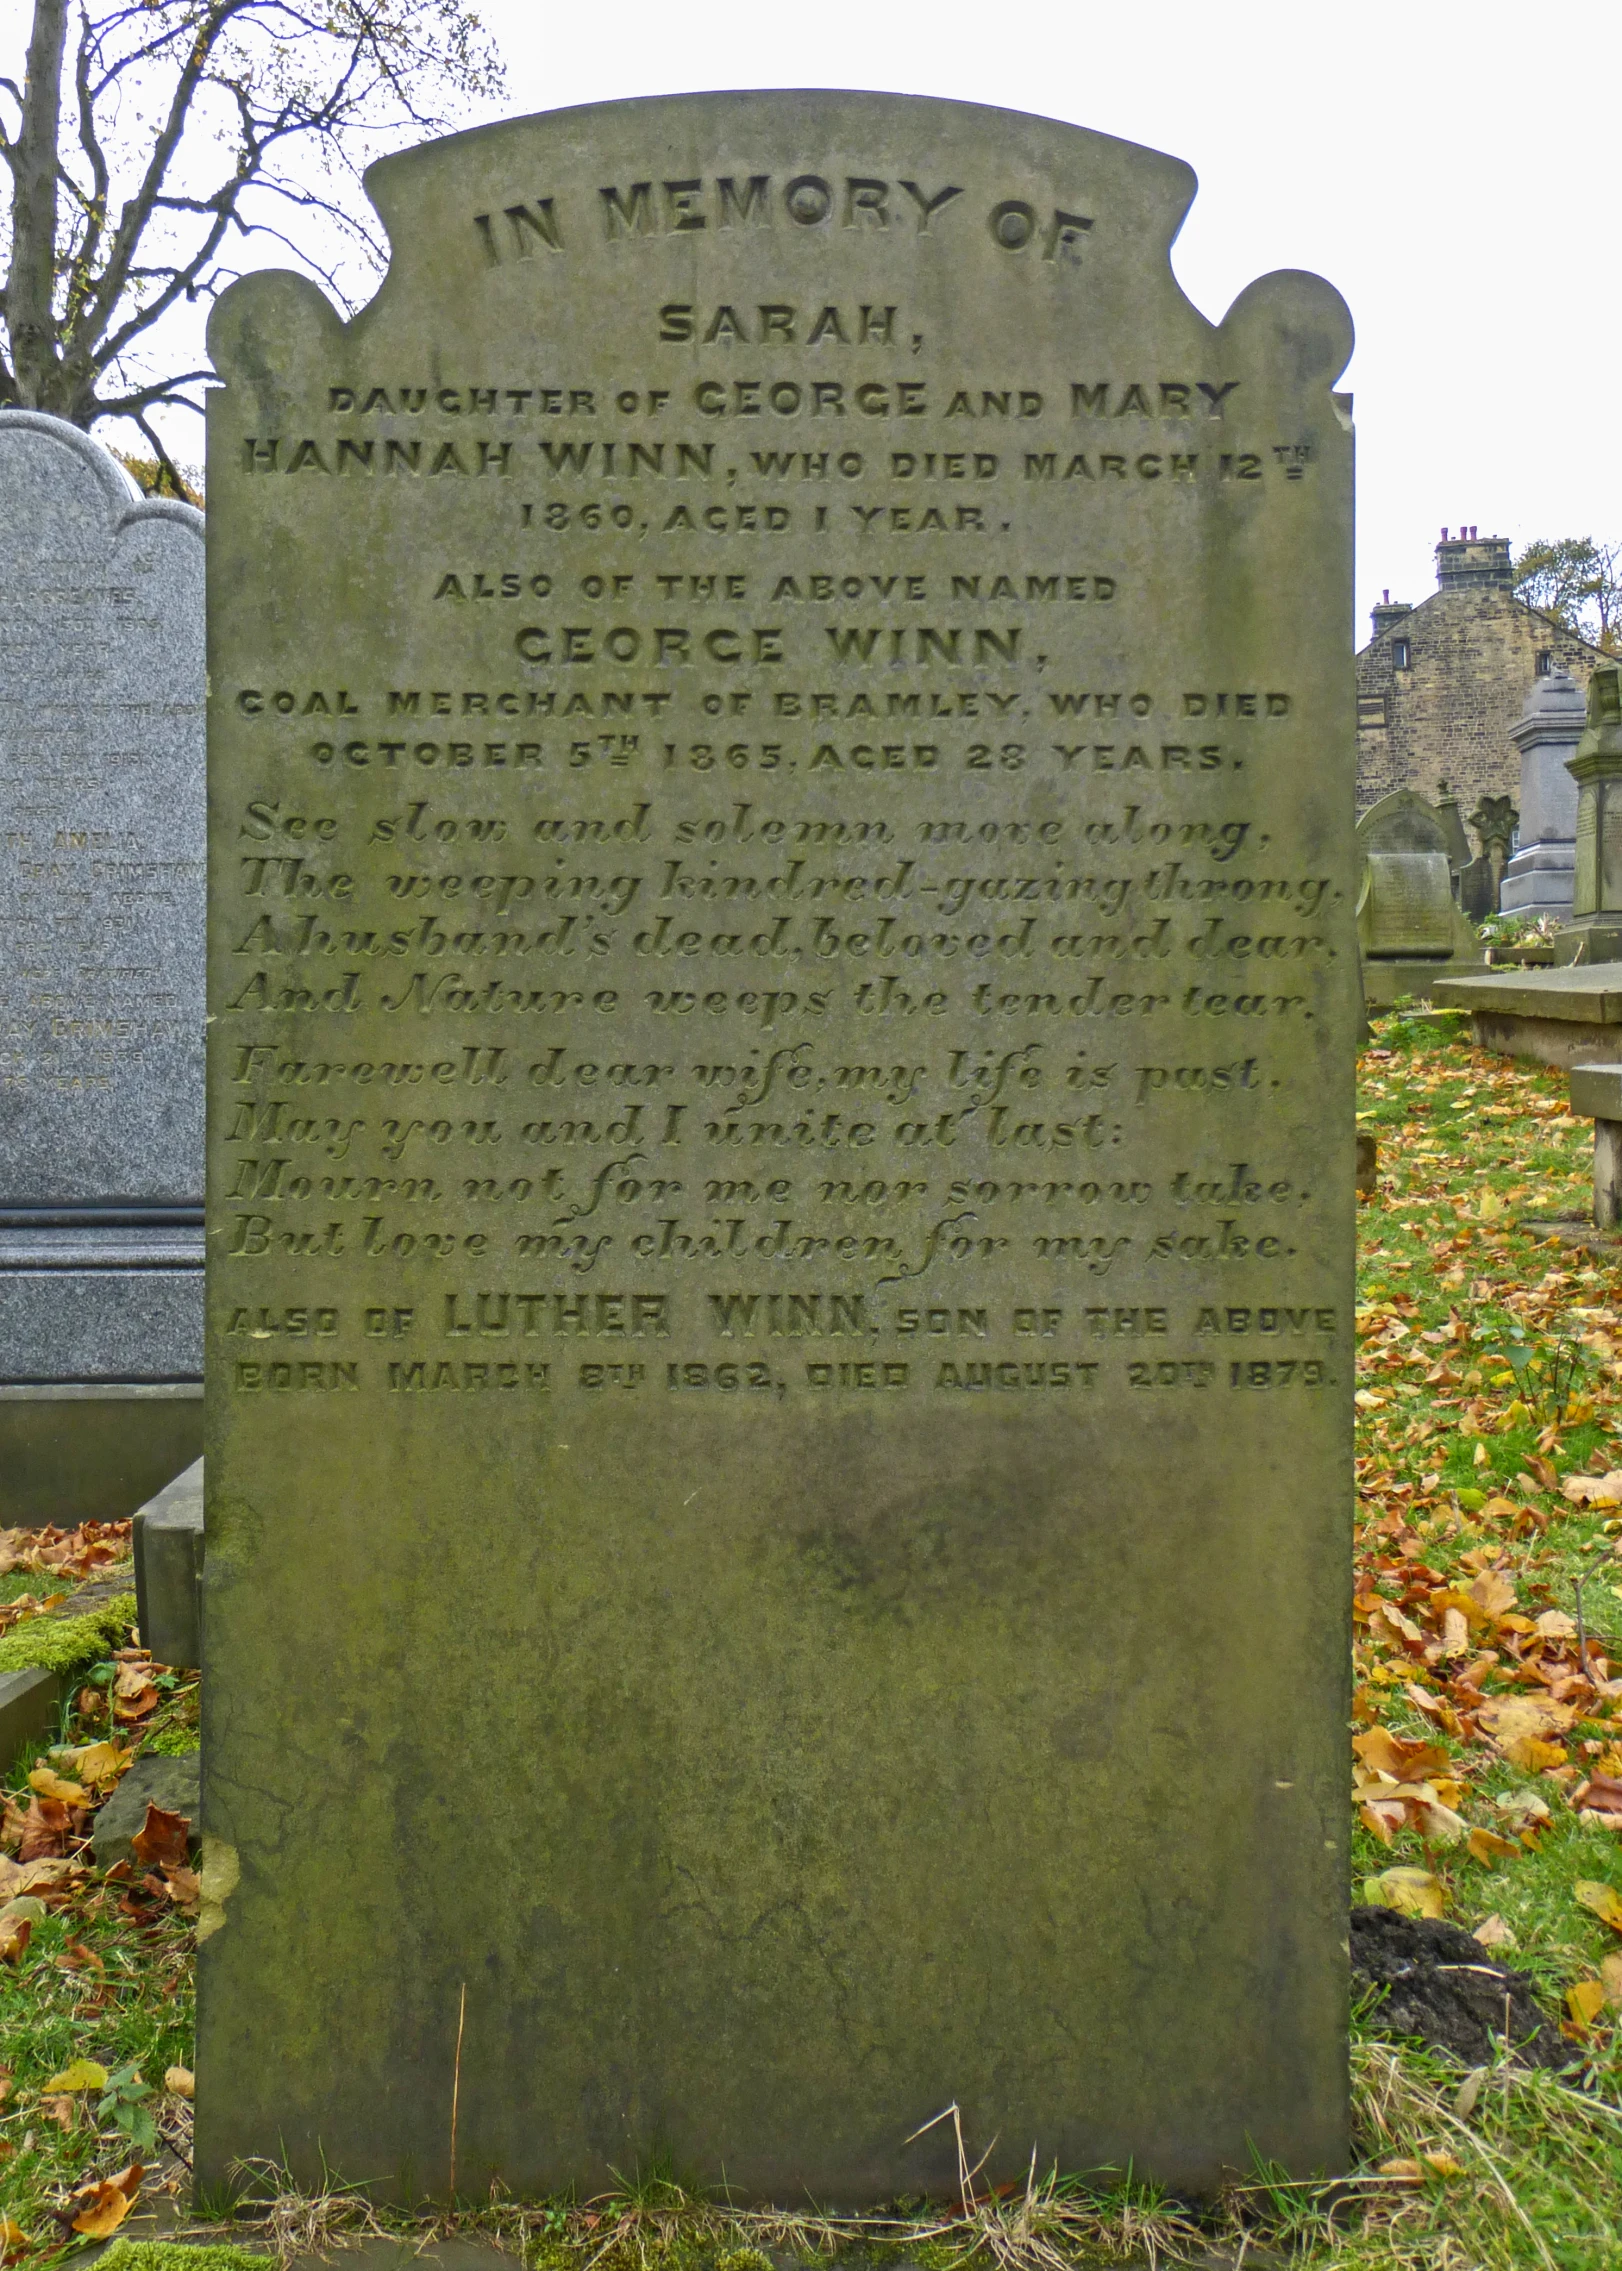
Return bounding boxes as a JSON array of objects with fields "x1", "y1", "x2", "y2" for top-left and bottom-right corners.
[
  {"x1": 67, "y1": 2164, "x2": 141, "y2": 2240},
  {"x1": 40, "y1": 2059, "x2": 107, "y2": 2094},
  {"x1": 1574, "y1": 1879, "x2": 1622, "y2": 1933}
]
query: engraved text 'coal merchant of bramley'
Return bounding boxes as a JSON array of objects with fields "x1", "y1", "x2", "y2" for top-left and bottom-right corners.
[{"x1": 197, "y1": 88, "x2": 1355, "y2": 2204}]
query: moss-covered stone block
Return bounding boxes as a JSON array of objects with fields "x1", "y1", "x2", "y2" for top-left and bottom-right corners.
[{"x1": 0, "y1": 1594, "x2": 133, "y2": 1675}]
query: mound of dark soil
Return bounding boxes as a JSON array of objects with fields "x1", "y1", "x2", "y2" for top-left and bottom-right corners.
[{"x1": 1351, "y1": 1905, "x2": 1569, "y2": 2068}]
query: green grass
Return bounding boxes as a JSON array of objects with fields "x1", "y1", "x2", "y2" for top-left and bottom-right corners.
[
  {"x1": 0, "y1": 1573, "x2": 69, "y2": 1609},
  {"x1": 4, "y1": 1010, "x2": 1622, "y2": 2265},
  {"x1": 0, "y1": 1640, "x2": 194, "y2": 2263},
  {"x1": 97, "y1": 2247, "x2": 265, "y2": 2271}
]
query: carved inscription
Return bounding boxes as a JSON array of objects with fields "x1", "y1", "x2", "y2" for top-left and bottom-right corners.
[
  {"x1": 0, "y1": 455, "x2": 203, "y2": 1202},
  {"x1": 200, "y1": 90, "x2": 1357, "y2": 2198},
  {"x1": 213, "y1": 221, "x2": 1349, "y2": 1397}
]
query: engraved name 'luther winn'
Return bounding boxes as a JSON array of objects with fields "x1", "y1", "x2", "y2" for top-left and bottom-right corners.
[{"x1": 200, "y1": 90, "x2": 1356, "y2": 2208}]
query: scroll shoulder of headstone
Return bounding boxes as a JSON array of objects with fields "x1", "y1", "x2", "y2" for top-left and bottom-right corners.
[{"x1": 198, "y1": 93, "x2": 1357, "y2": 2204}]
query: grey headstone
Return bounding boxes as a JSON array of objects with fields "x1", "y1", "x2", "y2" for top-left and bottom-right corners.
[
  {"x1": 1503, "y1": 668, "x2": 1584, "y2": 918},
  {"x1": 90, "y1": 1749, "x2": 200, "y2": 1868},
  {"x1": 1357, "y1": 787, "x2": 1453, "y2": 860},
  {"x1": 0, "y1": 412, "x2": 206, "y2": 1518},
  {"x1": 135, "y1": 1455, "x2": 204, "y2": 1669}
]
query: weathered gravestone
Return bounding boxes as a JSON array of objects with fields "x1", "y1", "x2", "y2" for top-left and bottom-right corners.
[
  {"x1": 1554, "y1": 665, "x2": 1622, "y2": 963},
  {"x1": 1502, "y1": 667, "x2": 1584, "y2": 920},
  {"x1": 199, "y1": 92, "x2": 1356, "y2": 2199},
  {"x1": 1354, "y1": 788, "x2": 1483, "y2": 1005},
  {"x1": 0, "y1": 411, "x2": 205, "y2": 1524}
]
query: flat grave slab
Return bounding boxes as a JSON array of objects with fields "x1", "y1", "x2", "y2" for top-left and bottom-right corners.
[{"x1": 1434, "y1": 962, "x2": 1622, "y2": 1067}]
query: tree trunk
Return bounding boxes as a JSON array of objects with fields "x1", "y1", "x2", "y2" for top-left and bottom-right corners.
[{"x1": 10, "y1": 0, "x2": 69, "y2": 411}]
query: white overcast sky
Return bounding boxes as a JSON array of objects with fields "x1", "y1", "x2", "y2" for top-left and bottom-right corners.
[
  {"x1": 28, "y1": 0, "x2": 1605, "y2": 646},
  {"x1": 462, "y1": 0, "x2": 1614, "y2": 647}
]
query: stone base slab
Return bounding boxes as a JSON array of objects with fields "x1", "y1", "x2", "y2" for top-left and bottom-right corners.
[
  {"x1": 1362, "y1": 956, "x2": 1472, "y2": 1007},
  {"x1": 1433, "y1": 967, "x2": 1622, "y2": 1069},
  {"x1": 1501, "y1": 842, "x2": 1575, "y2": 920},
  {"x1": 1500, "y1": 877, "x2": 1575, "y2": 916},
  {"x1": 1472, "y1": 1014, "x2": 1622, "y2": 1068},
  {"x1": 0, "y1": 1383, "x2": 203, "y2": 1527},
  {"x1": 0, "y1": 1226, "x2": 202, "y2": 1380}
]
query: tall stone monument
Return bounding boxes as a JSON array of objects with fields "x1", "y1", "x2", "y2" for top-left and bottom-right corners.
[
  {"x1": 1501, "y1": 666, "x2": 1584, "y2": 919},
  {"x1": 1553, "y1": 664, "x2": 1622, "y2": 963},
  {"x1": 198, "y1": 93, "x2": 1356, "y2": 2198},
  {"x1": 0, "y1": 412, "x2": 205, "y2": 1523}
]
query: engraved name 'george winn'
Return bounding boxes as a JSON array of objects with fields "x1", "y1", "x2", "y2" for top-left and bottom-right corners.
[{"x1": 200, "y1": 91, "x2": 1356, "y2": 2206}]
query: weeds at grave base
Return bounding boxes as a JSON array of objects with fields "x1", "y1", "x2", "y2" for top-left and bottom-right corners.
[
  {"x1": 216, "y1": 2143, "x2": 1208, "y2": 2271},
  {"x1": 189, "y1": 2029, "x2": 1622, "y2": 2271},
  {"x1": 222, "y1": 2159, "x2": 390, "y2": 2262}
]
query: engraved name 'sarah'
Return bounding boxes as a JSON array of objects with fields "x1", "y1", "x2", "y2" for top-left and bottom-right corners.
[
  {"x1": 209, "y1": 113, "x2": 1345, "y2": 1425},
  {"x1": 200, "y1": 92, "x2": 1356, "y2": 2204}
]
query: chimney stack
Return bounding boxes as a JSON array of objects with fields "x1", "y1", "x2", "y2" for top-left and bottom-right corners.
[{"x1": 1435, "y1": 530, "x2": 1513, "y2": 591}]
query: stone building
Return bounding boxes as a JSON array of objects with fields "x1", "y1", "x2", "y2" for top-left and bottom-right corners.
[{"x1": 1356, "y1": 530, "x2": 1610, "y2": 813}]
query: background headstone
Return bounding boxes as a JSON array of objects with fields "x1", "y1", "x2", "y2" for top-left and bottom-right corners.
[
  {"x1": 1461, "y1": 793, "x2": 1516, "y2": 920},
  {"x1": 133, "y1": 1455, "x2": 204, "y2": 1670},
  {"x1": 1502, "y1": 667, "x2": 1584, "y2": 919},
  {"x1": 1554, "y1": 664, "x2": 1622, "y2": 963},
  {"x1": 1355, "y1": 788, "x2": 1485, "y2": 1003},
  {"x1": 0, "y1": 411, "x2": 205, "y2": 1521},
  {"x1": 199, "y1": 92, "x2": 1356, "y2": 2200}
]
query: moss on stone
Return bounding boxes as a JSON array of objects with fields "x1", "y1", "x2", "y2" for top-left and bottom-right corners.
[
  {"x1": 526, "y1": 2243, "x2": 582, "y2": 2271},
  {"x1": 94, "y1": 2244, "x2": 265, "y2": 2271},
  {"x1": 0, "y1": 1593, "x2": 134, "y2": 1674},
  {"x1": 145, "y1": 1724, "x2": 201, "y2": 1756}
]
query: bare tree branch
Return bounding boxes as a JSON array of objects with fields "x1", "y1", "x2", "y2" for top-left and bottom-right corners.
[
  {"x1": 7, "y1": 0, "x2": 69, "y2": 405},
  {"x1": 131, "y1": 403, "x2": 191, "y2": 495},
  {"x1": 70, "y1": 2, "x2": 252, "y2": 364},
  {"x1": 63, "y1": 9, "x2": 112, "y2": 334},
  {"x1": 0, "y1": 0, "x2": 504, "y2": 430}
]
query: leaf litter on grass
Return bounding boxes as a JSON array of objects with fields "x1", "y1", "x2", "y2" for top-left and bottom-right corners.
[
  {"x1": 7, "y1": 1029, "x2": 1622, "y2": 2266},
  {"x1": 0, "y1": 1524, "x2": 194, "y2": 2261}
]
